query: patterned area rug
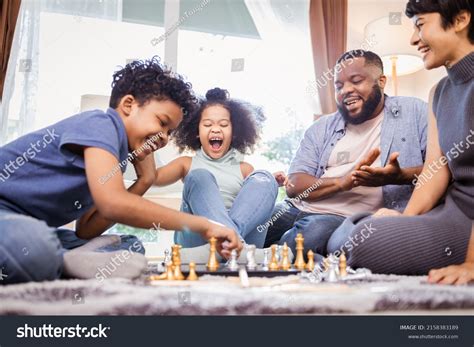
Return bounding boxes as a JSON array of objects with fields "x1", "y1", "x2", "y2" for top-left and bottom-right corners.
[{"x1": 1, "y1": 274, "x2": 473, "y2": 315}]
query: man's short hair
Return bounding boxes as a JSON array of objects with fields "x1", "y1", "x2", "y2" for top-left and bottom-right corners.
[{"x1": 336, "y1": 50, "x2": 384, "y2": 74}]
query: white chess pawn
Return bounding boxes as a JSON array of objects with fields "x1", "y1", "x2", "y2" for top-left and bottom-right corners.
[
  {"x1": 325, "y1": 254, "x2": 339, "y2": 282},
  {"x1": 262, "y1": 249, "x2": 270, "y2": 271},
  {"x1": 228, "y1": 249, "x2": 239, "y2": 271},
  {"x1": 246, "y1": 245, "x2": 257, "y2": 270},
  {"x1": 276, "y1": 245, "x2": 282, "y2": 263}
]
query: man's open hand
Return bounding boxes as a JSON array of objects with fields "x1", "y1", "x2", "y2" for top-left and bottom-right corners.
[{"x1": 353, "y1": 151, "x2": 403, "y2": 187}]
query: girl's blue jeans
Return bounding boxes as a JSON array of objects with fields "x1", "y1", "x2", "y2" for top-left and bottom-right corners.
[{"x1": 174, "y1": 169, "x2": 279, "y2": 248}]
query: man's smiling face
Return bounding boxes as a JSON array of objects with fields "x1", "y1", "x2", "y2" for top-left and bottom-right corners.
[{"x1": 334, "y1": 57, "x2": 386, "y2": 125}]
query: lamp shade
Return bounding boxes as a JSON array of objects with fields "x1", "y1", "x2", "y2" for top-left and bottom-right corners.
[{"x1": 364, "y1": 15, "x2": 424, "y2": 76}]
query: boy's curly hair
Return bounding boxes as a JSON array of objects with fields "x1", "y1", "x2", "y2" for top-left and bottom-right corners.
[
  {"x1": 173, "y1": 88, "x2": 265, "y2": 155},
  {"x1": 109, "y1": 56, "x2": 198, "y2": 117}
]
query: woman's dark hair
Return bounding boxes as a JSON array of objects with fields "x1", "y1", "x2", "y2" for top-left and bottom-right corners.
[
  {"x1": 173, "y1": 87, "x2": 265, "y2": 154},
  {"x1": 406, "y1": 0, "x2": 474, "y2": 43},
  {"x1": 109, "y1": 56, "x2": 198, "y2": 117}
]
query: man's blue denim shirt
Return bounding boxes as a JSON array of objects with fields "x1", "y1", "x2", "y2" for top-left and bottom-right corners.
[{"x1": 288, "y1": 95, "x2": 428, "y2": 211}]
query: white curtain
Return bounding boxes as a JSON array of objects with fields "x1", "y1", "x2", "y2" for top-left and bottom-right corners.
[
  {"x1": 244, "y1": 0, "x2": 320, "y2": 123},
  {"x1": 0, "y1": 0, "x2": 120, "y2": 146}
]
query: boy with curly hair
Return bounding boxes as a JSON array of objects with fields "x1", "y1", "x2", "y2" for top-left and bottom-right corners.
[{"x1": 0, "y1": 58, "x2": 241, "y2": 284}]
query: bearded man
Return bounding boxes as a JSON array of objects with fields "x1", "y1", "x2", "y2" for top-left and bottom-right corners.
[{"x1": 263, "y1": 50, "x2": 428, "y2": 259}]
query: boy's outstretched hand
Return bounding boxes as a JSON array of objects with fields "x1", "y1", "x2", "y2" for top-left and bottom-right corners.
[
  {"x1": 428, "y1": 262, "x2": 474, "y2": 285},
  {"x1": 202, "y1": 220, "x2": 243, "y2": 259}
]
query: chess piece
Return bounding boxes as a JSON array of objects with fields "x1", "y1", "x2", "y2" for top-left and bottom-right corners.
[
  {"x1": 246, "y1": 244, "x2": 257, "y2": 270},
  {"x1": 269, "y1": 245, "x2": 279, "y2": 271},
  {"x1": 294, "y1": 233, "x2": 306, "y2": 270},
  {"x1": 276, "y1": 245, "x2": 282, "y2": 264},
  {"x1": 305, "y1": 250, "x2": 315, "y2": 272},
  {"x1": 262, "y1": 249, "x2": 270, "y2": 271},
  {"x1": 340, "y1": 268, "x2": 372, "y2": 281},
  {"x1": 186, "y1": 262, "x2": 199, "y2": 281},
  {"x1": 166, "y1": 262, "x2": 175, "y2": 280},
  {"x1": 151, "y1": 261, "x2": 174, "y2": 280},
  {"x1": 339, "y1": 252, "x2": 347, "y2": 277},
  {"x1": 280, "y1": 243, "x2": 291, "y2": 270},
  {"x1": 206, "y1": 237, "x2": 219, "y2": 271},
  {"x1": 149, "y1": 271, "x2": 168, "y2": 281},
  {"x1": 325, "y1": 255, "x2": 339, "y2": 282},
  {"x1": 228, "y1": 249, "x2": 239, "y2": 271},
  {"x1": 172, "y1": 244, "x2": 185, "y2": 280}
]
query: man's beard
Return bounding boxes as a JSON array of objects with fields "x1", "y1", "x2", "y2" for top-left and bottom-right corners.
[{"x1": 337, "y1": 85, "x2": 383, "y2": 125}]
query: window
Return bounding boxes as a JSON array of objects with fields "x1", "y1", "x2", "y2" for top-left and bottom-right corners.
[{"x1": 3, "y1": 0, "x2": 318, "y2": 247}]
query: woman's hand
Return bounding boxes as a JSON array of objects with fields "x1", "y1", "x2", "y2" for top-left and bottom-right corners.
[
  {"x1": 428, "y1": 262, "x2": 474, "y2": 285},
  {"x1": 373, "y1": 208, "x2": 402, "y2": 217}
]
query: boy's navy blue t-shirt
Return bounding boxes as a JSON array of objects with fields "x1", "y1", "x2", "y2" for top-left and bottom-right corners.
[{"x1": 0, "y1": 108, "x2": 129, "y2": 227}]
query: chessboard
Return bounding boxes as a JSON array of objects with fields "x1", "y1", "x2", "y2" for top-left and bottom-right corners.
[
  {"x1": 147, "y1": 233, "x2": 372, "y2": 283},
  {"x1": 151, "y1": 263, "x2": 302, "y2": 278}
]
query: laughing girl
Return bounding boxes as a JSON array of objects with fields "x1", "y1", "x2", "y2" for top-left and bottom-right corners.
[{"x1": 154, "y1": 88, "x2": 284, "y2": 248}]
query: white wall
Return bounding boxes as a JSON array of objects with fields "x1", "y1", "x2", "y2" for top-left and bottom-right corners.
[{"x1": 348, "y1": 0, "x2": 446, "y2": 102}]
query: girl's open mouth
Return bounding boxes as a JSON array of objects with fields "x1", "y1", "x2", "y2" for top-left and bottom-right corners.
[{"x1": 209, "y1": 137, "x2": 223, "y2": 151}]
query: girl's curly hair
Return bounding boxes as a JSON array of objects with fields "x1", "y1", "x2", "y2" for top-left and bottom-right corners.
[
  {"x1": 109, "y1": 56, "x2": 198, "y2": 117},
  {"x1": 173, "y1": 88, "x2": 265, "y2": 155}
]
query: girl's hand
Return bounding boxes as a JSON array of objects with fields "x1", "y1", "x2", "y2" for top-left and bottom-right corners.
[
  {"x1": 131, "y1": 154, "x2": 156, "y2": 187},
  {"x1": 428, "y1": 262, "x2": 474, "y2": 285},
  {"x1": 373, "y1": 208, "x2": 402, "y2": 217},
  {"x1": 202, "y1": 220, "x2": 243, "y2": 259},
  {"x1": 273, "y1": 171, "x2": 289, "y2": 187}
]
